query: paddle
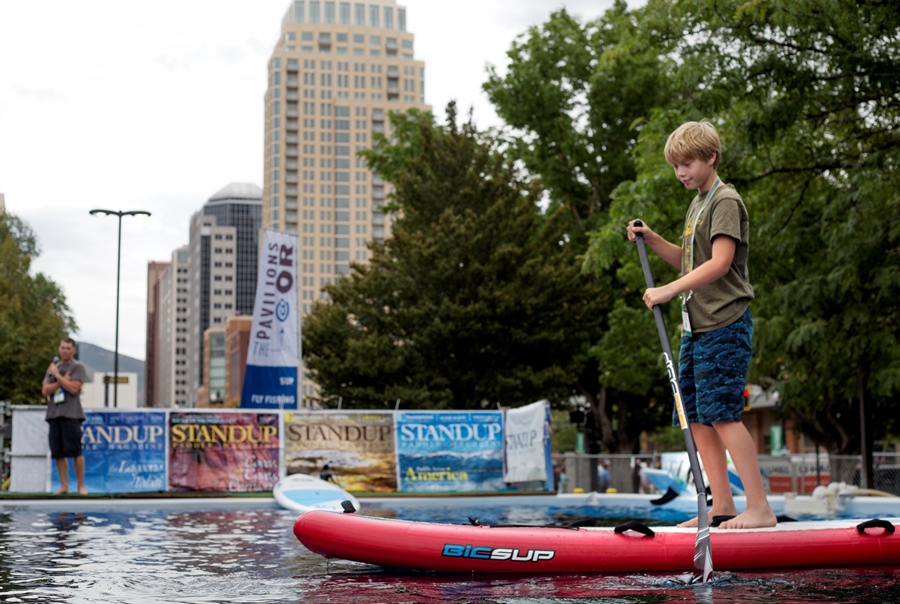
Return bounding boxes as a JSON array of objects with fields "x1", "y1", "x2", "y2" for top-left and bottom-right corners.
[{"x1": 633, "y1": 219, "x2": 714, "y2": 583}]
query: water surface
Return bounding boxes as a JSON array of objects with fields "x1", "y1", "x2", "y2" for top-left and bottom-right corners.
[{"x1": 1, "y1": 504, "x2": 898, "y2": 603}]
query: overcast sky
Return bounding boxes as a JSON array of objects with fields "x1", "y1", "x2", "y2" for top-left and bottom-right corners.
[{"x1": 0, "y1": 0, "x2": 621, "y2": 361}]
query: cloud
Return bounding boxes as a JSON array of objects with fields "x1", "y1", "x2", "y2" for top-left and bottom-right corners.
[
  {"x1": 14, "y1": 87, "x2": 67, "y2": 103},
  {"x1": 155, "y1": 50, "x2": 209, "y2": 72},
  {"x1": 489, "y1": 0, "x2": 617, "y2": 30},
  {"x1": 247, "y1": 37, "x2": 272, "y2": 56},
  {"x1": 217, "y1": 44, "x2": 245, "y2": 65}
]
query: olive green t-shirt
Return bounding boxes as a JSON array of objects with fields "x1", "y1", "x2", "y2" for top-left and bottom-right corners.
[{"x1": 680, "y1": 182, "x2": 753, "y2": 333}]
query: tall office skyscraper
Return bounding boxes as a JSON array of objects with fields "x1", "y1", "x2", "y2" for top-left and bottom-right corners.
[
  {"x1": 156, "y1": 246, "x2": 190, "y2": 408},
  {"x1": 186, "y1": 183, "x2": 262, "y2": 406},
  {"x1": 263, "y1": 0, "x2": 428, "y2": 405}
]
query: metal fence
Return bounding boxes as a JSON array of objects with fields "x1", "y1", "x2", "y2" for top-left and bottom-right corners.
[
  {"x1": 556, "y1": 452, "x2": 662, "y2": 495},
  {"x1": 759, "y1": 453, "x2": 900, "y2": 496},
  {"x1": 556, "y1": 452, "x2": 900, "y2": 496}
]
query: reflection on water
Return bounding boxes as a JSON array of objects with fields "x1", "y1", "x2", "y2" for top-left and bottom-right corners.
[{"x1": 0, "y1": 505, "x2": 898, "y2": 603}]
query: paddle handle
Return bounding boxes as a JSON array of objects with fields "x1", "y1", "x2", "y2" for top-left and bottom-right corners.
[
  {"x1": 633, "y1": 219, "x2": 713, "y2": 583},
  {"x1": 633, "y1": 222, "x2": 692, "y2": 431}
]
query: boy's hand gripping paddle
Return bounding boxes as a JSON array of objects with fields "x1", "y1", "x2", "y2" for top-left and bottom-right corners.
[{"x1": 633, "y1": 219, "x2": 713, "y2": 583}]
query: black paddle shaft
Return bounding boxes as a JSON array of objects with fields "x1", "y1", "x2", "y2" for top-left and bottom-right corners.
[{"x1": 633, "y1": 219, "x2": 713, "y2": 583}]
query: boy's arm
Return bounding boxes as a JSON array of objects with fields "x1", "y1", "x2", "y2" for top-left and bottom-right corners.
[
  {"x1": 627, "y1": 221, "x2": 681, "y2": 270},
  {"x1": 642, "y1": 235, "x2": 736, "y2": 308}
]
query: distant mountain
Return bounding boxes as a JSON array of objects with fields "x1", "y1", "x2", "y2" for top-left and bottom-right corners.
[{"x1": 76, "y1": 342, "x2": 145, "y2": 406}]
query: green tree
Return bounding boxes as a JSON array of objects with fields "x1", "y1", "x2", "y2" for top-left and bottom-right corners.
[
  {"x1": 302, "y1": 104, "x2": 614, "y2": 418},
  {"x1": 483, "y1": 4, "x2": 676, "y2": 452},
  {"x1": 592, "y1": 0, "x2": 900, "y2": 462},
  {"x1": 0, "y1": 213, "x2": 77, "y2": 404}
]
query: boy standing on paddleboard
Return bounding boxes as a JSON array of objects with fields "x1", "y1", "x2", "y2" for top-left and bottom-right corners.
[{"x1": 627, "y1": 121, "x2": 776, "y2": 530}]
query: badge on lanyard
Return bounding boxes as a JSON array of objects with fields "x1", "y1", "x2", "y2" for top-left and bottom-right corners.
[{"x1": 682, "y1": 303, "x2": 693, "y2": 337}]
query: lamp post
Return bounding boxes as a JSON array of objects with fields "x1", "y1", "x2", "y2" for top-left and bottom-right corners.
[{"x1": 89, "y1": 209, "x2": 151, "y2": 408}]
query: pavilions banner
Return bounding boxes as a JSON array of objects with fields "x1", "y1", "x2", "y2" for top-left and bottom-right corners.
[
  {"x1": 241, "y1": 229, "x2": 299, "y2": 409},
  {"x1": 167, "y1": 411, "x2": 280, "y2": 492},
  {"x1": 395, "y1": 411, "x2": 505, "y2": 492},
  {"x1": 284, "y1": 411, "x2": 397, "y2": 492}
]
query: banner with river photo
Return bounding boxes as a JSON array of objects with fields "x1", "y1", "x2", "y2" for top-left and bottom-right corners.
[{"x1": 284, "y1": 411, "x2": 397, "y2": 492}]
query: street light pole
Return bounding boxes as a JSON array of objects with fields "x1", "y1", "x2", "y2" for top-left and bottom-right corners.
[{"x1": 89, "y1": 209, "x2": 151, "y2": 408}]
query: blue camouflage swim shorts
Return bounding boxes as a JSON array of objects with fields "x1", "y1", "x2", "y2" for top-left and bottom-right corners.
[{"x1": 675, "y1": 307, "x2": 752, "y2": 426}]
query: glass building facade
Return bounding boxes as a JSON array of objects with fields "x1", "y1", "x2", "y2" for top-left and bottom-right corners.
[{"x1": 187, "y1": 183, "x2": 262, "y2": 406}]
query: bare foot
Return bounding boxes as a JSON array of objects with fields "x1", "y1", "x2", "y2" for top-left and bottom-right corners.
[
  {"x1": 53, "y1": 488, "x2": 69, "y2": 495},
  {"x1": 677, "y1": 507, "x2": 737, "y2": 528},
  {"x1": 719, "y1": 507, "x2": 777, "y2": 529},
  {"x1": 77, "y1": 487, "x2": 88, "y2": 495}
]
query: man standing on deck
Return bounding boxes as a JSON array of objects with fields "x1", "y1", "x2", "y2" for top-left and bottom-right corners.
[{"x1": 41, "y1": 337, "x2": 88, "y2": 495}]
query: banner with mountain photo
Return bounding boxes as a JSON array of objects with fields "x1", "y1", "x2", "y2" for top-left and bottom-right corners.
[{"x1": 241, "y1": 230, "x2": 299, "y2": 409}]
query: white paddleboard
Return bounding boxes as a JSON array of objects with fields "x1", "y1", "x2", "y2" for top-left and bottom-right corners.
[
  {"x1": 273, "y1": 473, "x2": 360, "y2": 514},
  {"x1": 641, "y1": 467, "x2": 691, "y2": 495}
]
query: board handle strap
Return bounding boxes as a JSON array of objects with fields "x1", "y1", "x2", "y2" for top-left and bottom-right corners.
[
  {"x1": 856, "y1": 519, "x2": 894, "y2": 534},
  {"x1": 614, "y1": 520, "x2": 656, "y2": 537}
]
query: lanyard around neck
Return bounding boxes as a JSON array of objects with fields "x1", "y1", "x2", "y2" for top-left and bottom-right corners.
[{"x1": 683, "y1": 177, "x2": 721, "y2": 304}]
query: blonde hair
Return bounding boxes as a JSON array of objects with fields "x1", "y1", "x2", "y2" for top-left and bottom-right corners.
[{"x1": 664, "y1": 121, "x2": 721, "y2": 169}]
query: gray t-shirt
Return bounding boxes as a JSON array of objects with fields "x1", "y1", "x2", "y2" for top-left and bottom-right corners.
[
  {"x1": 680, "y1": 183, "x2": 754, "y2": 333},
  {"x1": 43, "y1": 360, "x2": 87, "y2": 421}
]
